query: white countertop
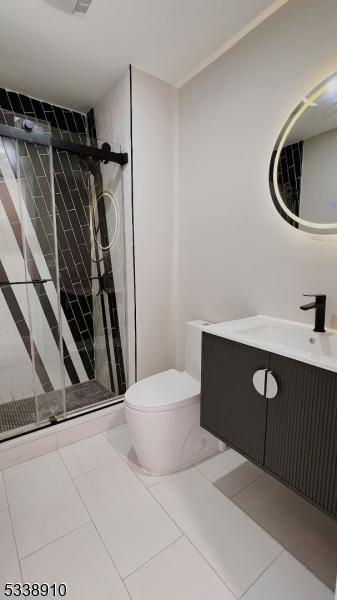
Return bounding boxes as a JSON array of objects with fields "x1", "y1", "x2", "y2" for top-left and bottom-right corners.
[{"x1": 203, "y1": 315, "x2": 337, "y2": 373}]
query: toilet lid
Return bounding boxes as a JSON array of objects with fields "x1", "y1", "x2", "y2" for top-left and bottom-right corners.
[{"x1": 124, "y1": 369, "x2": 200, "y2": 412}]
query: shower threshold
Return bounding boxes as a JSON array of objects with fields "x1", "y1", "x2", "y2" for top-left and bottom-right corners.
[{"x1": 0, "y1": 380, "x2": 116, "y2": 438}]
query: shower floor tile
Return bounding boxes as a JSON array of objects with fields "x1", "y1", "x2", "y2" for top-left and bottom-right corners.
[{"x1": 0, "y1": 380, "x2": 114, "y2": 435}]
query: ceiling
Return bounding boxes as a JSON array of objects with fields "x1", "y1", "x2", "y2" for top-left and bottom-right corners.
[{"x1": 0, "y1": 0, "x2": 287, "y2": 112}]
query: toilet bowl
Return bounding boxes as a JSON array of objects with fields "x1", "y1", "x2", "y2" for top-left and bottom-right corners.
[{"x1": 125, "y1": 321, "x2": 223, "y2": 475}]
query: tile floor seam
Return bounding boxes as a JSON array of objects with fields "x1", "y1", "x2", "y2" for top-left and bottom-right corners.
[
  {"x1": 195, "y1": 461, "x2": 231, "y2": 485},
  {"x1": 69, "y1": 458, "x2": 136, "y2": 579},
  {"x1": 225, "y1": 472, "x2": 265, "y2": 500},
  {"x1": 126, "y1": 461, "x2": 239, "y2": 599},
  {"x1": 3, "y1": 448, "x2": 68, "y2": 477},
  {"x1": 3, "y1": 472, "x2": 24, "y2": 584},
  {"x1": 196, "y1": 464, "x2": 287, "y2": 556},
  {"x1": 76, "y1": 450, "x2": 186, "y2": 584},
  {"x1": 72, "y1": 457, "x2": 184, "y2": 584},
  {"x1": 229, "y1": 488, "x2": 335, "y2": 590},
  {"x1": 19, "y1": 519, "x2": 92, "y2": 563},
  {"x1": 239, "y1": 548, "x2": 285, "y2": 599},
  {"x1": 56, "y1": 449, "x2": 95, "y2": 519},
  {"x1": 87, "y1": 431, "x2": 337, "y2": 592},
  {"x1": 101, "y1": 434, "x2": 290, "y2": 597},
  {"x1": 115, "y1": 448, "x2": 190, "y2": 489},
  {"x1": 195, "y1": 461, "x2": 265, "y2": 506},
  {"x1": 69, "y1": 468, "x2": 134, "y2": 600},
  {"x1": 56, "y1": 440, "x2": 120, "y2": 479},
  {"x1": 87, "y1": 519, "x2": 134, "y2": 600},
  {"x1": 123, "y1": 534, "x2": 185, "y2": 582}
]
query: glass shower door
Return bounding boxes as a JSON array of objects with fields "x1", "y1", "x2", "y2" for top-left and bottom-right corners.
[
  {"x1": 17, "y1": 132, "x2": 65, "y2": 425},
  {"x1": 0, "y1": 111, "x2": 64, "y2": 439},
  {"x1": 0, "y1": 108, "x2": 130, "y2": 441}
]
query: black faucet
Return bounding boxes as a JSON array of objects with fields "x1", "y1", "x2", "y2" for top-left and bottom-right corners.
[{"x1": 300, "y1": 294, "x2": 327, "y2": 333}]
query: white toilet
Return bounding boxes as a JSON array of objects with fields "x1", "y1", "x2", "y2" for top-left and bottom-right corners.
[{"x1": 125, "y1": 320, "x2": 223, "y2": 475}]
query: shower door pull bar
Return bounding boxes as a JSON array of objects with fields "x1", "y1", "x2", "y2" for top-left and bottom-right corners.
[
  {"x1": 89, "y1": 274, "x2": 114, "y2": 295},
  {"x1": 0, "y1": 123, "x2": 128, "y2": 166},
  {"x1": 0, "y1": 278, "x2": 52, "y2": 287}
]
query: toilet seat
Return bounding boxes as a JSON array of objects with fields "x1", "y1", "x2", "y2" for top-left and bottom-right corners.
[{"x1": 124, "y1": 369, "x2": 200, "y2": 412}]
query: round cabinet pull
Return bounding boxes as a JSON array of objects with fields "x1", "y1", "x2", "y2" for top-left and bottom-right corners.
[
  {"x1": 252, "y1": 369, "x2": 267, "y2": 396},
  {"x1": 266, "y1": 371, "x2": 278, "y2": 399}
]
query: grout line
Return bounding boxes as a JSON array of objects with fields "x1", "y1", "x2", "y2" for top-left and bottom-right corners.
[
  {"x1": 67, "y1": 457, "x2": 133, "y2": 600},
  {"x1": 57, "y1": 448, "x2": 95, "y2": 517},
  {"x1": 19, "y1": 519, "x2": 91, "y2": 563},
  {"x1": 214, "y1": 471, "x2": 265, "y2": 501},
  {"x1": 3, "y1": 472, "x2": 24, "y2": 583},
  {"x1": 142, "y1": 472, "x2": 238, "y2": 598},
  {"x1": 2, "y1": 441, "x2": 131, "y2": 599},
  {"x1": 196, "y1": 463, "x2": 285, "y2": 547},
  {"x1": 68, "y1": 451, "x2": 182, "y2": 588},
  {"x1": 117, "y1": 455, "x2": 237, "y2": 597},
  {"x1": 58, "y1": 451, "x2": 120, "y2": 481},
  {"x1": 229, "y1": 472, "x2": 264, "y2": 500},
  {"x1": 193, "y1": 458, "x2": 241, "y2": 488},
  {"x1": 93, "y1": 491, "x2": 180, "y2": 588},
  {"x1": 83, "y1": 520, "x2": 133, "y2": 600},
  {"x1": 114, "y1": 450, "x2": 166, "y2": 488},
  {"x1": 228, "y1": 481, "x2": 334, "y2": 590},
  {"x1": 210, "y1": 467, "x2": 335, "y2": 592},
  {"x1": 123, "y1": 534, "x2": 184, "y2": 581},
  {"x1": 121, "y1": 454, "x2": 291, "y2": 599},
  {"x1": 2, "y1": 447, "x2": 59, "y2": 476},
  {"x1": 239, "y1": 549, "x2": 285, "y2": 598}
]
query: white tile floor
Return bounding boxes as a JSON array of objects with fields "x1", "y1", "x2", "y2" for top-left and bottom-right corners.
[
  {"x1": 0, "y1": 423, "x2": 334, "y2": 600},
  {"x1": 0, "y1": 472, "x2": 6, "y2": 511}
]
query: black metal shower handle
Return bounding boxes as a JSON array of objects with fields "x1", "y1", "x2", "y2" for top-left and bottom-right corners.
[
  {"x1": 0, "y1": 278, "x2": 52, "y2": 287},
  {"x1": 89, "y1": 274, "x2": 114, "y2": 296}
]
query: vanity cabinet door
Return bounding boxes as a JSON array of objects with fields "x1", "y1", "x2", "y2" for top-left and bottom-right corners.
[
  {"x1": 201, "y1": 333, "x2": 269, "y2": 463},
  {"x1": 265, "y1": 353, "x2": 337, "y2": 517}
]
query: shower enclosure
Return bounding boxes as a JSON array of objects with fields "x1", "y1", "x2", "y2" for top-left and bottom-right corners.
[{"x1": 0, "y1": 107, "x2": 129, "y2": 441}]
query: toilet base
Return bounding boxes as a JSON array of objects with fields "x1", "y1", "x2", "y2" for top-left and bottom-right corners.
[
  {"x1": 125, "y1": 400, "x2": 224, "y2": 475},
  {"x1": 134, "y1": 441, "x2": 226, "y2": 477}
]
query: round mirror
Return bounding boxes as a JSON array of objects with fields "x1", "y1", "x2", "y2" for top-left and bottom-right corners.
[
  {"x1": 92, "y1": 191, "x2": 119, "y2": 251},
  {"x1": 270, "y1": 72, "x2": 337, "y2": 235}
]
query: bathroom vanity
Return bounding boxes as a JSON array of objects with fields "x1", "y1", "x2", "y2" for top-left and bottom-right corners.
[{"x1": 201, "y1": 316, "x2": 337, "y2": 519}]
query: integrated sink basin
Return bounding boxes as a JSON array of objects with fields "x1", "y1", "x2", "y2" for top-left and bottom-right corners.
[{"x1": 204, "y1": 315, "x2": 337, "y2": 372}]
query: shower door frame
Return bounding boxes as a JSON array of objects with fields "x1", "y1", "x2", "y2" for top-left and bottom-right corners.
[
  {"x1": 0, "y1": 121, "x2": 128, "y2": 165},
  {"x1": 0, "y1": 113, "x2": 128, "y2": 443}
]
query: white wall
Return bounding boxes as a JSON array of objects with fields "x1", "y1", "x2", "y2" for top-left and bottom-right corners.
[
  {"x1": 131, "y1": 68, "x2": 177, "y2": 379},
  {"x1": 300, "y1": 128, "x2": 337, "y2": 225},
  {"x1": 176, "y1": 0, "x2": 337, "y2": 367}
]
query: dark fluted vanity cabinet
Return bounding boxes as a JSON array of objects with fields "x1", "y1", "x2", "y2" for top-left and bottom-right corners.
[{"x1": 201, "y1": 332, "x2": 337, "y2": 519}]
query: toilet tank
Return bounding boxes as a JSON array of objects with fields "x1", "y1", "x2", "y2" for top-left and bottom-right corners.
[{"x1": 185, "y1": 320, "x2": 212, "y2": 381}]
